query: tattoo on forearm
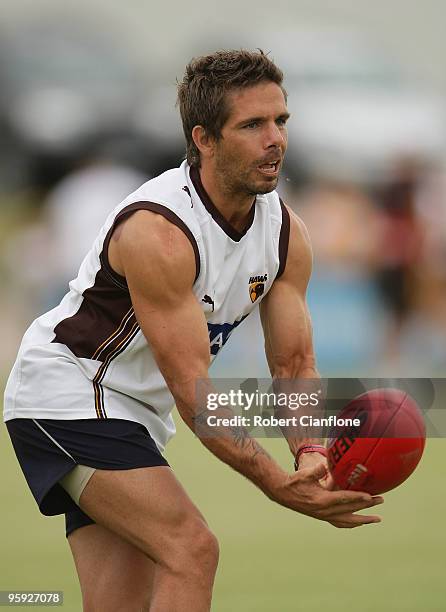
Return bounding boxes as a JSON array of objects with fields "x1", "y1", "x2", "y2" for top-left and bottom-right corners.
[
  {"x1": 249, "y1": 439, "x2": 270, "y2": 461},
  {"x1": 191, "y1": 409, "x2": 271, "y2": 466},
  {"x1": 230, "y1": 426, "x2": 270, "y2": 462},
  {"x1": 191, "y1": 409, "x2": 210, "y2": 429},
  {"x1": 229, "y1": 425, "x2": 248, "y2": 446}
]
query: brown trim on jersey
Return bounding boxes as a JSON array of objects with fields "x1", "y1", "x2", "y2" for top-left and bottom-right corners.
[
  {"x1": 91, "y1": 306, "x2": 134, "y2": 361},
  {"x1": 101, "y1": 201, "x2": 201, "y2": 285},
  {"x1": 52, "y1": 200, "x2": 200, "y2": 418},
  {"x1": 276, "y1": 199, "x2": 290, "y2": 279},
  {"x1": 189, "y1": 165, "x2": 256, "y2": 242},
  {"x1": 52, "y1": 270, "x2": 140, "y2": 417},
  {"x1": 52, "y1": 267, "x2": 134, "y2": 360},
  {"x1": 93, "y1": 319, "x2": 140, "y2": 418},
  {"x1": 53, "y1": 200, "x2": 200, "y2": 360},
  {"x1": 93, "y1": 376, "x2": 106, "y2": 419}
]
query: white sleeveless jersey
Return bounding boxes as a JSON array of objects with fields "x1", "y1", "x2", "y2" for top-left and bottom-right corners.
[{"x1": 3, "y1": 161, "x2": 290, "y2": 451}]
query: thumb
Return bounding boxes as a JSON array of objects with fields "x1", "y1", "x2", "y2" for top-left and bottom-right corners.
[{"x1": 307, "y1": 462, "x2": 328, "y2": 481}]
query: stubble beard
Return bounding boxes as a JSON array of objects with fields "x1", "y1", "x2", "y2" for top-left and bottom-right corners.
[{"x1": 215, "y1": 151, "x2": 279, "y2": 199}]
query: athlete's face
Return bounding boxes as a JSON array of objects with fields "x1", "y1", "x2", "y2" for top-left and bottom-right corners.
[{"x1": 214, "y1": 81, "x2": 289, "y2": 196}]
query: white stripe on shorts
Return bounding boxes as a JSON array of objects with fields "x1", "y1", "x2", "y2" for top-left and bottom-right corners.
[{"x1": 32, "y1": 419, "x2": 76, "y2": 463}]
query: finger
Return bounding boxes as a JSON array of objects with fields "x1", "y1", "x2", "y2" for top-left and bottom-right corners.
[
  {"x1": 328, "y1": 519, "x2": 374, "y2": 529},
  {"x1": 303, "y1": 462, "x2": 328, "y2": 481},
  {"x1": 328, "y1": 490, "x2": 375, "y2": 505},
  {"x1": 319, "y1": 496, "x2": 384, "y2": 518},
  {"x1": 328, "y1": 520, "x2": 363, "y2": 529},
  {"x1": 328, "y1": 513, "x2": 382, "y2": 526},
  {"x1": 315, "y1": 491, "x2": 371, "y2": 512},
  {"x1": 320, "y1": 472, "x2": 336, "y2": 490}
]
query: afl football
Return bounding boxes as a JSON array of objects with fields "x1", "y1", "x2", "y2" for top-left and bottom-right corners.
[{"x1": 327, "y1": 388, "x2": 426, "y2": 495}]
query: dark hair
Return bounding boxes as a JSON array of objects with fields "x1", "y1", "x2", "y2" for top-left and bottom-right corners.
[{"x1": 177, "y1": 49, "x2": 285, "y2": 167}]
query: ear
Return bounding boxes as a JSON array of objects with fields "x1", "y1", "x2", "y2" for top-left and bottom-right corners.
[{"x1": 191, "y1": 125, "x2": 216, "y2": 160}]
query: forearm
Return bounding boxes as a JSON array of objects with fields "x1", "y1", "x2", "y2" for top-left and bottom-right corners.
[
  {"x1": 175, "y1": 397, "x2": 287, "y2": 500},
  {"x1": 170, "y1": 377, "x2": 382, "y2": 528},
  {"x1": 272, "y1": 362, "x2": 325, "y2": 460},
  {"x1": 153, "y1": 344, "x2": 288, "y2": 498}
]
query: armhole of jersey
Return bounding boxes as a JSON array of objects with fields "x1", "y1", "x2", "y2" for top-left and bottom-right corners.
[
  {"x1": 101, "y1": 201, "x2": 201, "y2": 288},
  {"x1": 276, "y1": 199, "x2": 290, "y2": 279}
]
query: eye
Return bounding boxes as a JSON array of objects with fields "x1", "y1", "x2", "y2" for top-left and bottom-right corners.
[
  {"x1": 276, "y1": 116, "x2": 288, "y2": 127},
  {"x1": 243, "y1": 121, "x2": 260, "y2": 129}
]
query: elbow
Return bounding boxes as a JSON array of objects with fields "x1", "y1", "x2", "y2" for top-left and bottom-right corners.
[{"x1": 272, "y1": 352, "x2": 318, "y2": 379}]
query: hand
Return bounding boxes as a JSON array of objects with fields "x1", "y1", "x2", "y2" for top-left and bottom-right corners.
[
  {"x1": 296, "y1": 451, "x2": 335, "y2": 490},
  {"x1": 271, "y1": 461, "x2": 384, "y2": 529}
]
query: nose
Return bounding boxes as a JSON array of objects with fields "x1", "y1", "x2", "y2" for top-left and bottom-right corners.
[{"x1": 264, "y1": 121, "x2": 286, "y2": 150}]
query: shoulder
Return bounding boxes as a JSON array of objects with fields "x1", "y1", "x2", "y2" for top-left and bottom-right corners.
[
  {"x1": 121, "y1": 208, "x2": 193, "y2": 253},
  {"x1": 287, "y1": 205, "x2": 312, "y2": 254},
  {"x1": 112, "y1": 209, "x2": 198, "y2": 296},
  {"x1": 106, "y1": 165, "x2": 202, "y2": 285},
  {"x1": 277, "y1": 204, "x2": 313, "y2": 288},
  {"x1": 118, "y1": 163, "x2": 198, "y2": 228},
  {"x1": 134, "y1": 164, "x2": 195, "y2": 214}
]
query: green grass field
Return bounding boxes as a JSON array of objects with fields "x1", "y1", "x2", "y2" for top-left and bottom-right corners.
[{"x1": 1, "y1": 416, "x2": 445, "y2": 611}]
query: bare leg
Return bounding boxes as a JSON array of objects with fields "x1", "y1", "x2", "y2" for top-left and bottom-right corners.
[
  {"x1": 68, "y1": 523, "x2": 156, "y2": 611},
  {"x1": 77, "y1": 466, "x2": 219, "y2": 612}
]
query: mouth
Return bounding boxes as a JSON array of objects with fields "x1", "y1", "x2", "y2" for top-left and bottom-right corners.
[{"x1": 257, "y1": 159, "x2": 281, "y2": 177}]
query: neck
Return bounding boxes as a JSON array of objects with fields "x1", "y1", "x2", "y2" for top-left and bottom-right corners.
[{"x1": 198, "y1": 165, "x2": 255, "y2": 232}]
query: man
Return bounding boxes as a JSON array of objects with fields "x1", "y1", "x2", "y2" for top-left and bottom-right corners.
[{"x1": 4, "y1": 50, "x2": 383, "y2": 612}]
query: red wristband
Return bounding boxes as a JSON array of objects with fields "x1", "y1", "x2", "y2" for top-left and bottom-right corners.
[{"x1": 294, "y1": 444, "x2": 327, "y2": 470}]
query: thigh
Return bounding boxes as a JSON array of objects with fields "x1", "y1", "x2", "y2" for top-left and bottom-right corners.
[
  {"x1": 5, "y1": 418, "x2": 170, "y2": 520},
  {"x1": 78, "y1": 465, "x2": 209, "y2": 567},
  {"x1": 68, "y1": 522, "x2": 155, "y2": 611}
]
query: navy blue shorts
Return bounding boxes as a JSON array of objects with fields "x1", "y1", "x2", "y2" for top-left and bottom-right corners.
[{"x1": 5, "y1": 418, "x2": 169, "y2": 537}]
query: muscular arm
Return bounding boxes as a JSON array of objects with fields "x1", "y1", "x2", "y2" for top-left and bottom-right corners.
[
  {"x1": 109, "y1": 209, "x2": 382, "y2": 528},
  {"x1": 110, "y1": 210, "x2": 284, "y2": 498},
  {"x1": 260, "y1": 207, "x2": 323, "y2": 462}
]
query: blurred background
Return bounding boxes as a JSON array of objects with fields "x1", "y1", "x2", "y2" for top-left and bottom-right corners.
[
  {"x1": 1, "y1": 1, "x2": 445, "y2": 610},
  {"x1": 1, "y1": 0, "x2": 446, "y2": 378}
]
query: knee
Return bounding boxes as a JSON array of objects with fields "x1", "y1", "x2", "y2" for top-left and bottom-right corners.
[
  {"x1": 169, "y1": 519, "x2": 220, "y2": 579},
  {"x1": 191, "y1": 522, "x2": 220, "y2": 570}
]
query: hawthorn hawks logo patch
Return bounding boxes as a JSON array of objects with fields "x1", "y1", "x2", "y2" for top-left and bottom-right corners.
[{"x1": 249, "y1": 274, "x2": 268, "y2": 303}]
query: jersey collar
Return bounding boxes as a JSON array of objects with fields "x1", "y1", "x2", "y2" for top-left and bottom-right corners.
[{"x1": 189, "y1": 165, "x2": 256, "y2": 242}]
